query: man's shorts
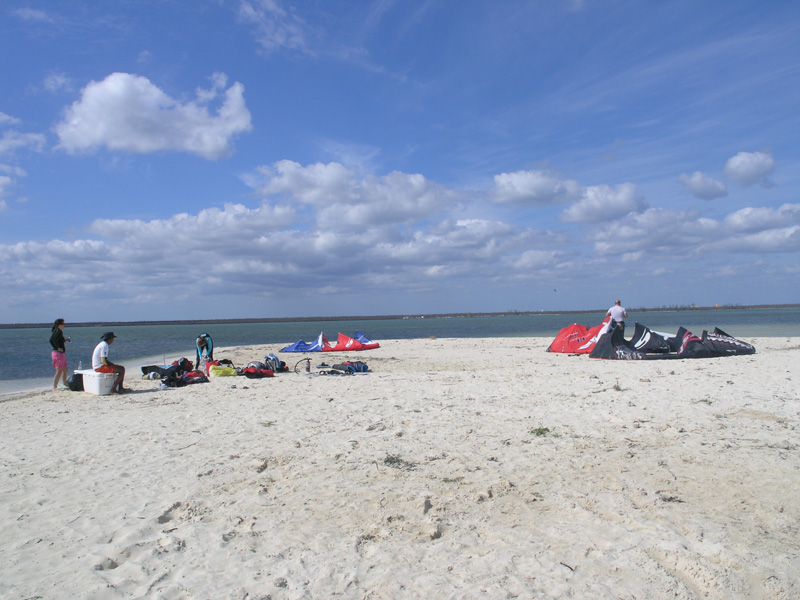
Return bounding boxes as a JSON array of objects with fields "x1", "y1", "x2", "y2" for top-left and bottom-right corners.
[
  {"x1": 51, "y1": 351, "x2": 67, "y2": 369},
  {"x1": 96, "y1": 365, "x2": 116, "y2": 373}
]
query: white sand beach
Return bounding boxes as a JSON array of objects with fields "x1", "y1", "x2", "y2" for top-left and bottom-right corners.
[{"x1": 1, "y1": 336, "x2": 798, "y2": 599}]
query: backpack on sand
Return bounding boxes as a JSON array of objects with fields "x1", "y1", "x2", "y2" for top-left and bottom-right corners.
[{"x1": 67, "y1": 372, "x2": 84, "y2": 391}]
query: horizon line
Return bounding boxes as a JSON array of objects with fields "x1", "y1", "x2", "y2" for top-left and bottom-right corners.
[{"x1": 2, "y1": 303, "x2": 799, "y2": 330}]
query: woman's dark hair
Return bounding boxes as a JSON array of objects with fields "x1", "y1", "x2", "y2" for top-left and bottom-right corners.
[{"x1": 52, "y1": 318, "x2": 65, "y2": 332}]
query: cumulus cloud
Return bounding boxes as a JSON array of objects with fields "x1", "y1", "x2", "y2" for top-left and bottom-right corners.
[
  {"x1": 253, "y1": 160, "x2": 454, "y2": 230},
  {"x1": 89, "y1": 203, "x2": 296, "y2": 252},
  {"x1": 709, "y1": 227, "x2": 800, "y2": 253},
  {"x1": 256, "y1": 160, "x2": 356, "y2": 207},
  {"x1": 0, "y1": 239, "x2": 110, "y2": 272},
  {"x1": 679, "y1": 171, "x2": 727, "y2": 200},
  {"x1": 724, "y1": 151, "x2": 775, "y2": 187},
  {"x1": 491, "y1": 169, "x2": 582, "y2": 206},
  {"x1": 560, "y1": 183, "x2": 647, "y2": 223},
  {"x1": 591, "y1": 208, "x2": 715, "y2": 256},
  {"x1": 55, "y1": 72, "x2": 253, "y2": 159},
  {"x1": 591, "y1": 202, "x2": 800, "y2": 257},
  {"x1": 513, "y1": 249, "x2": 561, "y2": 270},
  {"x1": 723, "y1": 204, "x2": 800, "y2": 233},
  {"x1": 3, "y1": 159, "x2": 798, "y2": 319}
]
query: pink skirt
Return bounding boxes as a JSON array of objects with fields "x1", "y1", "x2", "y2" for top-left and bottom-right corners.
[{"x1": 52, "y1": 351, "x2": 67, "y2": 369}]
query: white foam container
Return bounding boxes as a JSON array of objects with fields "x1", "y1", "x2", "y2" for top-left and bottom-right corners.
[{"x1": 78, "y1": 369, "x2": 116, "y2": 396}]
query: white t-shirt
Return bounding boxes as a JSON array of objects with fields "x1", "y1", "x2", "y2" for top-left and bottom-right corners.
[
  {"x1": 607, "y1": 305, "x2": 627, "y2": 323},
  {"x1": 92, "y1": 340, "x2": 109, "y2": 369}
]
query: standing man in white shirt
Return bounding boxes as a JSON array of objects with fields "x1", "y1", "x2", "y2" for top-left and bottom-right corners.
[{"x1": 606, "y1": 300, "x2": 629, "y2": 336}]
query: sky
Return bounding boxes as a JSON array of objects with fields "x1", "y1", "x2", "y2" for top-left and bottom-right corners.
[{"x1": 1, "y1": 0, "x2": 799, "y2": 323}]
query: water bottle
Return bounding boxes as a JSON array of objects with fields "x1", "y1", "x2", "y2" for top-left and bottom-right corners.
[{"x1": 306, "y1": 358, "x2": 311, "y2": 373}]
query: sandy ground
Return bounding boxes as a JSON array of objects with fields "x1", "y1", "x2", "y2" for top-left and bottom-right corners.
[{"x1": 1, "y1": 336, "x2": 798, "y2": 600}]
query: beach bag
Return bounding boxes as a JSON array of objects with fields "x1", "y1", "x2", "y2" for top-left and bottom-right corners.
[
  {"x1": 182, "y1": 371, "x2": 209, "y2": 385},
  {"x1": 265, "y1": 353, "x2": 288, "y2": 372},
  {"x1": 204, "y1": 360, "x2": 219, "y2": 375},
  {"x1": 247, "y1": 361, "x2": 266, "y2": 370},
  {"x1": 171, "y1": 357, "x2": 193, "y2": 373},
  {"x1": 209, "y1": 365, "x2": 238, "y2": 377},
  {"x1": 242, "y1": 367, "x2": 275, "y2": 379},
  {"x1": 161, "y1": 372, "x2": 186, "y2": 388},
  {"x1": 332, "y1": 361, "x2": 369, "y2": 373},
  {"x1": 264, "y1": 354, "x2": 281, "y2": 371},
  {"x1": 67, "y1": 372, "x2": 84, "y2": 391}
]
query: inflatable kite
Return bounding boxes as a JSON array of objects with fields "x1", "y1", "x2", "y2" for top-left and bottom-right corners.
[
  {"x1": 548, "y1": 320, "x2": 755, "y2": 360},
  {"x1": 281, "y1": 331, "x2": 380, "y2": 353},
  {"x1": 546, "y1": 319, "x2": 610, "y2": 354},
  {"x1": 588, "y1": 322, "x2": 755, "y2": 360}
]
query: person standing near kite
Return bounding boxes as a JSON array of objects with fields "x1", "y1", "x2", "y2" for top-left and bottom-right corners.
[
  {"x1": 196, "y1": 333, "x2": 213, "y2": 370},
  {"x1": 606, "y1": 300, "x2": 629, "y2": 336}
]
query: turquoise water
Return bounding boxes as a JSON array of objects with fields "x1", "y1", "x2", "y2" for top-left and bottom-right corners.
[{"x1": 3, "y1": 307, "x2": 799, "y2": 394}]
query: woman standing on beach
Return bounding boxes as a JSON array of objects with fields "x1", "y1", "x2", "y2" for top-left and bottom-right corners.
[{"x1": 50, "y1": 318, "x2": 71, "y2": 390}]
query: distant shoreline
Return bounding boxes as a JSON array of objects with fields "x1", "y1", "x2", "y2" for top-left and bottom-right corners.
[{"x1": 2, "y1": 304, "x2": 798, "y2": 329}]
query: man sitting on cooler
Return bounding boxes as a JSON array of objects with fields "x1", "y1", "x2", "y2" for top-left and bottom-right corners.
[{"x1": 92, "y1": 332, "x2": 127, "y2": 394}]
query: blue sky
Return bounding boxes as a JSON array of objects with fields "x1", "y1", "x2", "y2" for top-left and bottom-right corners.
[{"x1": 1, "y1": 1, "x2": 799, "y2": 323}]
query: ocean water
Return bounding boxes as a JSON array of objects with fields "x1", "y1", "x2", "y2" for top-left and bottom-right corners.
[{"x1": 3, "y1": 307, "x2": 799, "y2": 394}]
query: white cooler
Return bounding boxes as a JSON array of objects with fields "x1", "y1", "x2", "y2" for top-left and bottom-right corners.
[{"x1": 78, "y1": 369, "x2": 116, "y2": 396}]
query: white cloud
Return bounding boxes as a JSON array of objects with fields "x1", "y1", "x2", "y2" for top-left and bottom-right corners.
[
  {"x1": 255, "y1": 160, "x2": 356, "y2": 207},
  {"x1": 89, "y1": 203, "x2": 296, "y2": 251},
  {"x1": 317, "y1": 138, "x2": 382, "y2": 171},
  {"x1": 43, "y1": 72, "x2": 74, "y2": 93},
  {"x1": 0, "y1": 239, "x2": 109, "y2": 269},
  {"x1": 253, "y1": 160, "x2": 454, "y2": 230},
  {"x1": 0, "y1": 112, "x2": 21, "y2": 126},
  {"x1": 723, "y1": 204, "x2": 800, "y2": 233},
  {"x1": 0, "y1": 166, "x2": 26, "y2": 201},
  {"x1": 560, "y1": 183, "x2": 647, "y2": 223},
  {"x1": 0, "y1": 175, "x2": 12, "y2": 199},
  {"x1": 13, "y1": 8, "x2": 54, "y2": 22},
  {"x1": 0, "y1": 131, "x2": 46, "y2": 156},
  {"x1": 238, "y1": 0, "x2": 308, "y2": 55},
  {"x1": 592, "y1": 202, "x2": 800, "y2": 257},
  {"x1": 0, "y1": 135, "x2": 37, "y2": 206},
  {"x1": 513, "y1": 249, "x2": 560, "y2": 270},
  {"x1": 724, "y1": 151, "x2": 775, "y2": 187},
  {"x1": 492, "y1": 169, "x2": 582, "y2": 206},
  {"x1": 0, "y1": 164, "x2": 26, "y2": 177},
  {"x1": 710, "y1": 227, "x2": 800, "y2": 253},
  {"x1": 2, "y1": 159, "x2": 798, "y2": 319},
  {"x1": 55, "y1": 72, "x2": 253, "y2": 159},
  {"x1": 591, "y1": 208, "x2": 713, "y2": 256},
  {"x1": 679, "y1": 171, "x2": 727, "y2": 200}
]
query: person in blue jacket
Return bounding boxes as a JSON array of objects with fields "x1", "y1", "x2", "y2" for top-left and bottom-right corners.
[{"x1": 196, "y1": 333, "x2": 213, "y2": 367}]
